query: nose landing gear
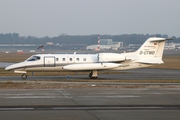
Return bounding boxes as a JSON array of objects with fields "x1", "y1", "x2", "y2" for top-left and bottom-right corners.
[{"x1": 21, "y1": 73, "x2": 27, "y2": 80}]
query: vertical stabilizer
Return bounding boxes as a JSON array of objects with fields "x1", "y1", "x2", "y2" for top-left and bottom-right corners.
[{"x1": 134, "y1": 37, "x2": 171, "y2": 64}]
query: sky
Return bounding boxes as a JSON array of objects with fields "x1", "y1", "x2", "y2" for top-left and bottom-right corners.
[{"x1": 0, "y1": 0, "x2": 180, "y2": 37}]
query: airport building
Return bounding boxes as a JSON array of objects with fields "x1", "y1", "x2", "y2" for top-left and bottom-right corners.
[
  {"x1": 111, "y1": 42, "x2": 123, "y2": 50},
  {"x1": 164, "y1": 43, "x2": 176, "y2": 50},
  {"x1": 0, "y1": 44, "x2": 39, "y2": 50},
  {"x1": 128, "y1": 44, "x2": 141, "y2": 51},
  {"x1": 100, "y1": 39, "x2": 113, "y2": 45},
  {"x1": 128, "y1": 42, "x2": 180, "y2": 51},
  {"x1": 86, "y1": 39, "x2": 123, "y2": 50},
  {"x1": 164, "y1": 42, "x2": 180, "y2": 50},
  {"x1": 87, "y1": 45, "x2": 111, "y2": 50},
  {"x1": 0, "y1": 43, "x2": 57, "y2": 53}
]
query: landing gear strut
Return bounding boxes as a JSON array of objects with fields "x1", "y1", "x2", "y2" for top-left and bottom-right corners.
[
  {"x1": 89, "y1": 70, "x2": 98, "y2": 79},
  {"x1": 21, "y1": 73, "x2": 27, "y2": 80}
]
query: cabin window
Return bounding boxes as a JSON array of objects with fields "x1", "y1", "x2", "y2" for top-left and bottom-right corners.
[
  {"x1": 69, "y1": 58, "x2": 73, "y2": 61},
  {"x1": 62, "y1": 58, "x2": 66, "y2": 61},
  {"x1": 56, "y1": 58, "x2": 59, "y2": 61},
  {"x1": 76, "y1": 58, "x2": 79, "y2": 61},
  {"x1": 27, "y1": 56, "x2": 40, "y2": 61},
  {"x1": 83, "y1": 58, "x2": 86, "y2": 61}
]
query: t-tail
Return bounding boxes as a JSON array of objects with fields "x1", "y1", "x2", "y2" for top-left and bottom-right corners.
[{"x1": 126, "y1": 37, "x2": 173, "y2": 64}]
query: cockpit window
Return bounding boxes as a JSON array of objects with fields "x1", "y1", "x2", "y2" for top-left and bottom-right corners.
[{"x1": 27, "y1": 56, "x2": 40, "y2": 61}]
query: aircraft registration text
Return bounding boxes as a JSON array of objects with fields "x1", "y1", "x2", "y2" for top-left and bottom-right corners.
[{"x1": 139, "y1": 51, "x2": 155, "y2": 55}]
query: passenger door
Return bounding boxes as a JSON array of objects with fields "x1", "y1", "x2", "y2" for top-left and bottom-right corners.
[{"x1": 44, "y1": 57, "x2": 55, "y2": 67}]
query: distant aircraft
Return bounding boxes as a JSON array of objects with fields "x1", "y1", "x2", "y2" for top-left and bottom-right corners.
[{"x1": 5, "y1": 37, "x2": 172, "y2": 80}]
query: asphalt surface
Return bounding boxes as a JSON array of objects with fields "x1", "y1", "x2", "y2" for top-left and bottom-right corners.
[
  {"x1": 0, "y1": 68, "x2": 180, "y2": 81},
  {"x1": 0, "y1": 68, "x2": 180, "y2": 120},
  {"x1": 0, "y1": 88, "x2": 180, "y2": 120}
]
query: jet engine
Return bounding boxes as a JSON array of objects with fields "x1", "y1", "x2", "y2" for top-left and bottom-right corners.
[{"x1": 98, "y1": 53, "x2": 125, "y2": 62}]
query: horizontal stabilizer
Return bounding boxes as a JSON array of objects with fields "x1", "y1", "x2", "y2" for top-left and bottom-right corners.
[
  {"x1": 150, "y1": 38, "x2": 173, "y2": 42},
  {"x1": 135, "y1": 58, "x2": 164, "y2": 64}
]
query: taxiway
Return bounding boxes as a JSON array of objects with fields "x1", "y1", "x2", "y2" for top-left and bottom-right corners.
[
  {"x1": 0, "y1": 87, "x2": 180, "y2": 120},
  {"x1": 0, "y1": 68, "x2": 180, "y2": 119},
  {"x1": 0, "y1": 68, "x2": 180, "y2": 81}
]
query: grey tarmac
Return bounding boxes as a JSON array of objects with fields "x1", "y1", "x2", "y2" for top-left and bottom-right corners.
[
  {"x1": 0, "y1": 68, "x2": 180, "y2": 81},
  {"x1": 0, "y1": 68, "x2": 180, "y2": 120},
  {"x1": 0, "y1": 87, "x2": 180, "y2": 120}
]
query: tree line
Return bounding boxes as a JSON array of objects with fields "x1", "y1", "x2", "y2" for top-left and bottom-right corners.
[{"x1": 0, "y1": 33, "x2": 179, "y2": 46}]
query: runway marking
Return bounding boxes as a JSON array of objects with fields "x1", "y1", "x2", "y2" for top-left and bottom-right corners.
[
  {"x1": 85, "y1": 110, "x2": 100, "y2": 120},
  {"x1": 3, "y1": 96, "x2": 68, "y2": 99},
  {"x1": 0, "y1": 108, "x2": 35, "y2": 111},
  {"x1": 58, "y1": 89, "x2": 78, "y2": 105},
  {"x1": 0, "y1": 95, "x2": 140, "y2": 99},
  {"x1": 78, "y1": 95, "x2": 140, "y2": 98},
  {"x1": 1, "y1": 105, "x2": 180, "y2": 111}
]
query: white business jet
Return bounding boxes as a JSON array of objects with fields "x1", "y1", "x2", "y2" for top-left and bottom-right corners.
[{"x1": 5, "y1": 37, "x2": 172, "y2": 80}]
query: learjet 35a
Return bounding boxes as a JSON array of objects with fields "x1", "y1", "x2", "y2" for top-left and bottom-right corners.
[{"x1": 5, "y1": 37, "x2": 172, "y2": 80}]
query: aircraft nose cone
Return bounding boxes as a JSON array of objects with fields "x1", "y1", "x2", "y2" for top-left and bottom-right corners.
[
  {"x1": 5, "y1": 65, "x2": 14, "y2": 71},
  {"x1": 5, "y1": 62, "x2": 25, "y2": 71},
  {"x1": 5, "y1": 66, "x2": 9, "y2": 71}
]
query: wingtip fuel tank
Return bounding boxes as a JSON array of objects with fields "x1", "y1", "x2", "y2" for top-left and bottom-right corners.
[{"x1": 63, "y1": 63, "x2": 121, "y2": 71}]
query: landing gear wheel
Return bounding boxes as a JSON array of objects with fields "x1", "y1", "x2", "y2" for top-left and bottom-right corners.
[
  {"x1": 89, "y1": 71, "x2": 98, "y2": 79},
  {"x1": 91, "y1": 76, "x2": 98, "y2": 79},
  {"x1": 21, "y1": 74, "x2": 27, "y2": 80},
  {"x1": 89, "y1": 71, "x2": 93, "y2": 78}
]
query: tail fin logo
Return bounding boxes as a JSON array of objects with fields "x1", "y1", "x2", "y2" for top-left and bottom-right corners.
[{"x1": 139, "y1": 51, "x2": 155, "y2": 55}]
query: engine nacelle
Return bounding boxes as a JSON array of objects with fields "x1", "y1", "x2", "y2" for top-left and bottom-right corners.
[{"x1": 98, "y1": 53, "x2": 125, "y2": 62}]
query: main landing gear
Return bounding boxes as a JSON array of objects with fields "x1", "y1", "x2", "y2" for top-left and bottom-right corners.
[
  {"x1": 89, "y1": 70, "x2": 98, "y2": 79},
  {"x1": 20, "y1": 71, "x2": 98, "y2": 80},
  {"x1": 21, "y1": 73, "x2": 27, "y2": 80}
]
